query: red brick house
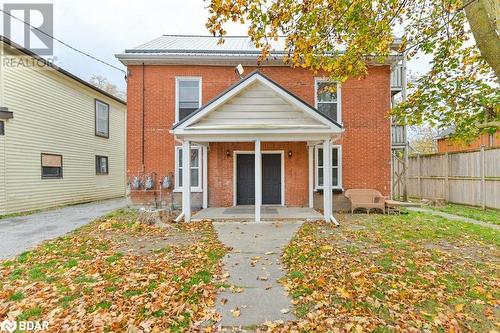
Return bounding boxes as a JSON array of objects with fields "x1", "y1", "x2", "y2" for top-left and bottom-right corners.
[{"x1": 116, "y1": 35, "x2": 404, "y2": 222}]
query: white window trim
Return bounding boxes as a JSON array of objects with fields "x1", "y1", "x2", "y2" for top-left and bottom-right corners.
[
  {"x1": 175, "y1": 76, "x2": 202, "y2": 124},
  {"x1": 174, "y1": 145, "x2": 203, "y2": 192},
  {"x1": 314, "y1": 145, "x2": 342, "y2": 190},
  {"x1": 314, "y1": 77, "x2": 342, "y2": 125}
]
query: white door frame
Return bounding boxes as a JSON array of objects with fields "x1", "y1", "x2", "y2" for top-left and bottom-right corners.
[{"x1": 233, "y1": 150, "x2": 285, "y2": 206}]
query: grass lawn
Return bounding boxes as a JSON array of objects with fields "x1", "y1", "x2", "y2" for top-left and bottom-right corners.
[
  {"x1": 427, "y1": 203, "x2": 500, "y2": 225},
  {"x1": 0, "y1": 209, "x2": 226, "y2": 332},
  {"x1": 270, "y1": 212, "x2": 499, "y2": 332}
]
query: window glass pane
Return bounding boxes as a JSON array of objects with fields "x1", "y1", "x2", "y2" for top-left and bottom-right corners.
[
  {"x1": 317, "y1": 82, "x2": 337, "y2": 102},
  {"x1": 178, "y1": 148, "x2": 183, "y2": 165},
  {"x1": 191, "y1": 169, "x2": 199, "y2": 187},
  {"x1": 178, "y1": 80, "x2": 200, "y2": 121},
  {"x1": 42, "y1": 166, "x2": 62, "y2": 178},
  {"x1": 0, "y1": 121, "x2": 4, "y2": 135},
  {"x1": 317, "y1": 148, "x2": 323, "y2": 166},
  {"x1": 318, "y1": 167, "x2": 323, "y2": 187},
  {"x1": 332, "y1": 148, "x2": 338, "y2": 166},
  {"x1": 332, "y1": 167, "x2": 338, "y2": 187},
  {"x1": 318, "y1": 103, "x2": 337, "y2": 122},
  {"x1": 178, "y1": 169, "x2": 183, "y2": 187},
  {"x1": 190, "y1": 149, "x2": 199, "y2": 167}
]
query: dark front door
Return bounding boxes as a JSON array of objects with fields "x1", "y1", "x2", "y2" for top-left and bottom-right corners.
[
  {"x1": 236, "y1": 154, "x2": 255, "y2": 205},
  {"x1": 262, "y1": 154, "x2": 281, "y2": 204},
  {"x1": 236, "y1": 153, "x2": 282, "y2": 205}
]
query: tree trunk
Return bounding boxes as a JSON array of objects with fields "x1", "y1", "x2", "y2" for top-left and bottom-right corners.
[{"x1": 464, "y1": 0, "x2": 500, "y2": 79}]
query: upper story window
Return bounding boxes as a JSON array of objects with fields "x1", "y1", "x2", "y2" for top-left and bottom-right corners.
[
  {"x1": 176, "y1": 77, "x2": 202, "y2": 123},
  {"x1": 315, "y1": 78, "x2": 341, "y2": 123},
  {"x1": 95, "y1": 99, "x2": 109, "y2": 138}
]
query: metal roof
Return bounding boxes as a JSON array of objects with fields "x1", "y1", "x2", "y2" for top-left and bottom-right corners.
[{"x1": 125, "y1": 35, "x2": 288, "y2": 55}]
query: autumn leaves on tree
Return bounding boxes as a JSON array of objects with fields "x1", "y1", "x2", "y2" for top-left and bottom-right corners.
[{"x1": 206, "y1": 0, "x2": 499, "y2": 141}]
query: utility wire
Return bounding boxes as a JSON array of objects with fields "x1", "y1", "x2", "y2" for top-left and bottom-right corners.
[{"x1": 0, "y1": 8, "x2": 126, "y2": 73}]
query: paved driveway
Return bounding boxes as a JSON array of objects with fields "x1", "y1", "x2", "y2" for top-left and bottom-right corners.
[
  {"x1": 0, "y1": 198, "x2": 129, "y2": 259},
  {"x1": 214, "y1": 221, "x2": 302, "y2": 328}
]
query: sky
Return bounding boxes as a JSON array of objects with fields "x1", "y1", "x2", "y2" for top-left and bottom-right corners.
[{"x1": 1, "y1": 0, "x2": 432, "y2": 93}]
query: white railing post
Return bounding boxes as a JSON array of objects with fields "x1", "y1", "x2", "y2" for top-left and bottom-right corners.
[
  {"x1": 323, "y1": 140, "x2": 332, "y2": 222},
  {"x1": 255, "y1": 139, "x2": 262, "y2": 222},
  {"x1": 308, "y1": 145, "x2": 314, "y2": 208},
  {"x1": 182, "y1": 140, "x2": 191, "y2": 222}
]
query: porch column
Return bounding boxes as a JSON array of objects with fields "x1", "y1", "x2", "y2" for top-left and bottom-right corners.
[
  {"x1": 255, "y1": 139, "x2": 262, "y2": 222},
  {"x1": 202, "y1": 145, "x2": 208, "y2": 209},
  {"x1": 308, "y1": 145, "x2": 314, "y2": 208},
  {"x1": 323, "y1": 139, "x2": 332, "y2": 222},
  {"x1": 182, "y1": 140, "x2": 191, "y2": 222}
]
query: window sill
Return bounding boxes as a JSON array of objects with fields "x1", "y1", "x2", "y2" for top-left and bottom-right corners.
[{"x1": 173, "y1": 188, "x2": 203, "y2": 193}]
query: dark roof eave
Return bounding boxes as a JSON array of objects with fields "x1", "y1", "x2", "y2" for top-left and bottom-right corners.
[{"x1": 0, "y1": 107, "x2": 14, "y2": 120}]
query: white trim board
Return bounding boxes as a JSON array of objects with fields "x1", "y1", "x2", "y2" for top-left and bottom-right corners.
[{"x1": 232, "y1": 150, "x2": 285, "y2": 207}]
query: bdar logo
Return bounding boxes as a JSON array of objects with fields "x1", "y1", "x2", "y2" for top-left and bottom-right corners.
[{"x1": 0, "y1": 319, "x2": 16, "y2": 333}]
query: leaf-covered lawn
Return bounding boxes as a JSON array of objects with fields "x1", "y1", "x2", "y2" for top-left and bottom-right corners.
[
  {"x1": 271, "y1": 212, "x2": 499, "y2": 332},
  {"x1": 0, "y1": 209, "x2": 226, "y2": 332},
  {"x1": 427, "y1": 203, "x2": 500, "y2": 225}
]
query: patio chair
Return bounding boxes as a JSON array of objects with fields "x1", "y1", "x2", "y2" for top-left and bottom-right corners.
[{"x1": 345, "y1": 189, "x2": 386, "y2": 214}]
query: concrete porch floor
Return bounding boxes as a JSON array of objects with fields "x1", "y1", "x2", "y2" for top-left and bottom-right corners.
[{"x1": 191, "y1": 205, "x2": 323, "y2": 221}]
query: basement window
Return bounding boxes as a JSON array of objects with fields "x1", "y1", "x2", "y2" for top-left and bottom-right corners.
[
  {"x1": 176, "y1": 77, "x2": 202, "y2": 122},
  {"x1": 95, "y1": 155, "x2": 109, "y2": 175},
  {"x1": 315, "y1": 145, "x2": 342, "y2": 189},
  {"x1": 41, "y1": 153, "x2": 63, "y2": 179}
]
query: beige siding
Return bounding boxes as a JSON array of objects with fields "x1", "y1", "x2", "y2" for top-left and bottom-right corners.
[
  {"x1": 1, "y1": 48, "x2": 126, "y2": 214},
  {"x1": 191, "y1": 81, "x2": 327, "y2": 129}
]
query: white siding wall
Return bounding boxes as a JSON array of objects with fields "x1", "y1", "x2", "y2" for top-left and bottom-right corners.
[
  {"x1": 191, "y1": 81, "x2": 326, "y2": 129},
  {"x1": 0, "y1": 133, "x2": 5, "y2": 215},
  {"x1": 1, "y1": 48, "x2": 126, "y2": 214}
]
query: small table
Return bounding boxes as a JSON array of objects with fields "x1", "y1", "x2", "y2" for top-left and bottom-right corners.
[{"x1": 385, "y1": 200, "x2": 402, "y2": 215}]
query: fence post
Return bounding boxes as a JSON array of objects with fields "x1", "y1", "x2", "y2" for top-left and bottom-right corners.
[
  {"x1": 417, "y1": 154, "x2": 422, "y2": 198},
  {"x1": 480, "y1": 146, "x2": 486, "y2": 210},
  {"x1": 444, "y1": 152, "x2": 449, "y2": 202}
]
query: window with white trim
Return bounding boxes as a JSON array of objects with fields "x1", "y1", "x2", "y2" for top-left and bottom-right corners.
[
  {"x1": 315, "y1": 79, "x2": 340, "y2": 122},
  {"x1": 175, "y1": 145, "x2": 202, "y2": 191},
  {"x1": 315, "y1": 146, "x2": 342, "y2": 189},
  {"x1": 176, "y1": 77, "x2": 201, "y2": 122}
]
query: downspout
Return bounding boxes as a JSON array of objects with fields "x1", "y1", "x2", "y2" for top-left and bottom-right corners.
[{"x1": 141, "y1": 63, "x2": 145, "y2": 172}]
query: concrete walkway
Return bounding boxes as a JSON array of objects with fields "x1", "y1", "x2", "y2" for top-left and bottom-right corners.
[
  {"x1": 214, "y1": 221, "x2": 302, "y2": 328},
  {"x1": 0, "y1": 198, "x2": 129, "y2": 259},
  {"x1": 407, "y1": 207, "x2": 500, "y2": 230}
]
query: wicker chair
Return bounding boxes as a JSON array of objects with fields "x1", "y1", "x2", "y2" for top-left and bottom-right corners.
[{"x1": 345, "y1": 189, "x2": 386, "y2": 214}]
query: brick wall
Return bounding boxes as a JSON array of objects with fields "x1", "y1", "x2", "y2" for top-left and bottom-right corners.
[{"x1": 126, "y1": 65, "x2": 391, "y2": 206}]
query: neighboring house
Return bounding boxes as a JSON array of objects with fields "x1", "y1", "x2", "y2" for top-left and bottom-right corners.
[
  {"x1": 436, "y1": 128, "x2": 499, "y2": 153},
  {"x1": 0, "y1": 36, "x2": 127, "y2": 215},
  {"x1": 116, "y1": 35, "x2": 405, "y2": 222}
]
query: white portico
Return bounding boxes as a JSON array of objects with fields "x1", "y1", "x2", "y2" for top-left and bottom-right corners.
[{"x1": 172, "y1": 71, "x2": 342, "y2": 222}]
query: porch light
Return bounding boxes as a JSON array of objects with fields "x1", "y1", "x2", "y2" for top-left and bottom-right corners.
[
  {"x1": 288, "y1": 150, "x2": 292, "y2": 158},
  {"x1": 225, "y1": 150, "x2": 231, "y2": 157}
]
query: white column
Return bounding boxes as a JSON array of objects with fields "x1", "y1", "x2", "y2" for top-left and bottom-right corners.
[
  {"x1": 308, "y1": 145, "x2": 314, "y2": 208},
  {"x1": 323, "y1": 139, "x2": 332, "y2": 222},
  {"x1": 182, "y1": 140, "x2": 191, "y2": 222},
  {"x1": 255, "y1": 139, "x2": 262, "y2": 222},
  {"x1": 202, "y1": 145, "x2": 208, "y2": 209}
]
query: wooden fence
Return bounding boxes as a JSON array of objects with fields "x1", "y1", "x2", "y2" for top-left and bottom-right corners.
[{"x1": 407, "y1": 147, "x2": 500, "y2": 209}]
